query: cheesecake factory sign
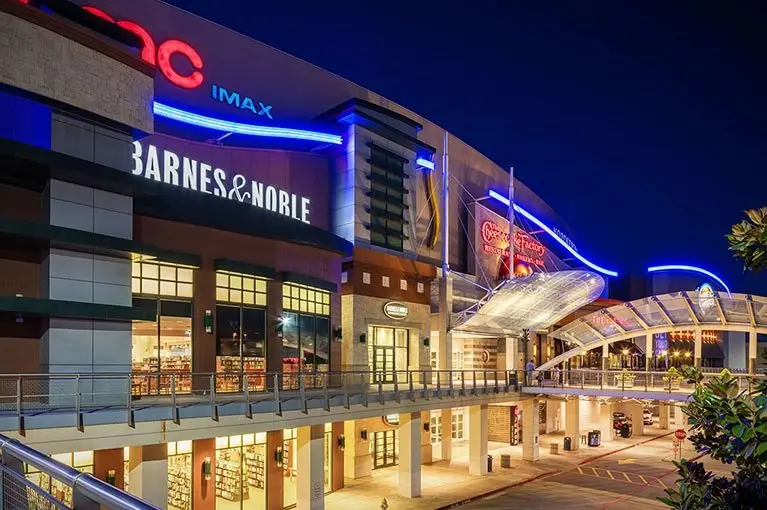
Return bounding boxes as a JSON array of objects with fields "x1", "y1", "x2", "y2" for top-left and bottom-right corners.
[{"x1": 131, "y1": 141, "x2": 312, "y2": 224}]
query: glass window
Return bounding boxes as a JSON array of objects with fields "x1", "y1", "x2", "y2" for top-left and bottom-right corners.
[
  {"x1": 25, "y1": 451, "x2": 94, "y2": 508},
  {"x1": 282, "y1": 283, "x2": 330, "y2": 316},
  {"x1": 131, "y1": 312, "x2": 192, "y2": 395},
  {"x1": 452, "y1": 413, "x2": 465, "y2": 440},
  {"x1": 368, "y1": 146, "x2": 407, "y2": 252},
  {"x1": 216, "y1": 271, "x2": 268, "y2": 307},
  {"x1": 132, "y1": 261, "x2": 195, "y2": 299},
  {"x1": 168, "y1": 442, "x2": 192, "y2": 510}
]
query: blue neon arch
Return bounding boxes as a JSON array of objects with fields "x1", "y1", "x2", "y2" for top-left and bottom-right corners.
[
  {"x1": 153, "y1": 102, "x2": 343, "y2": 145},
  {"x1": 488, "y1": 189, "x2": 618, "y2": 277},
  {"x1": 647, "y1": 265, "x2": 731, "y2": 296}
]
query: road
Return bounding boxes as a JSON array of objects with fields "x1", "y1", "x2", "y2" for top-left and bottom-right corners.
[{"x1": 464, "y1": 433, "x2": 720, "y2": 509}]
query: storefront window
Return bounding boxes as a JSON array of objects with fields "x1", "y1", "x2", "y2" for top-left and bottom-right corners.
[
  {"x1": 215, "y1": 433, "x2": 267, "y2": 510},
  {"x1": 25, "y1": 450, "x2": 93, "y2": 507},
  {"x1": 281, "y1": 283, "x2": 331, "y2": 389},
  {"x1": 369, "y1": 327, "x2": 409, "y2": 383},
  {"x1": 216, "y1": 271, "x2": 268, "y2": 392},
  {"x1": 430, "y1": 415, "x2": 442, "y2": 444},
  {"x1": 451, "y1": 412, "x2": 464, "y2": 440},
  {"x1": 324, "y1": 423, "x2": 333, "y2": 492},
  {"x1": 168, "y1": 441, "x2": 192, "y2": 510},
  {"x1": 368, "y1": 145, "x2": 407, "y2": 252},
  {"x1": 123, "y1": 446, "x2": 130, "y2": 491},
  {"x1": 132, "y1": 261, "x2": 194, "y2": 395}
]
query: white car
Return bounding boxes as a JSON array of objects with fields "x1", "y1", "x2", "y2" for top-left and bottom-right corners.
[{"x1": 643, "y1": 408, "x2": 654, "y2": 425}]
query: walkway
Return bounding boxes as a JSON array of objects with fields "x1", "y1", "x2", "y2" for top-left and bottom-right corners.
[{"x1": 326, "y1": 429, "x2": 672, "y2": 509}]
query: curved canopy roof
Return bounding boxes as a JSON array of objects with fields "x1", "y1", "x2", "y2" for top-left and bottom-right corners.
[
  {"x1": 451, "y1": 270, "x2": 605, "y2": 338},
  {"x1": 540, "y1": 291, "x2": 767, "y2": 370}
]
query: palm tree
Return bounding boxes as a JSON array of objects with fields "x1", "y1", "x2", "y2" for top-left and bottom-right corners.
[{"x1": 727, "y1": 207, "x2": 767, "y2": 273}]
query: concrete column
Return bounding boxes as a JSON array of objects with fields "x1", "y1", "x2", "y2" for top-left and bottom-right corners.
[
  {"x1": 645, "y1": 335, "x2": 653, "y2": 371},
  {"x1": 93, "y1": 448, "x2": 124, "y2": 489},
  {"x1": 674, "y1": 402, "x2": 687, "y2": 429},
  {"x1": 749, "y1": 330, "x2": 758, "y2": 374},
  {"x1": 521, "y1": 399, "x2": 540, "y2": 461},
  {"x1": 296, "y1": 425, "x2": 325, "y2": 510},
  {"x1": 601, "y1": 344, "x2": 609, "y2": 371},
  {"x1": 545, "y1": 400, "x2": 563, "y2": 433},
  {"x1": 267, "y1": 430, "x2": 285, "y2": 510},
  {"x1": 565, "y1": 398, "x2": 580, "y2": 450},
  {"x1": 659, "y1": 403, "x2": 670, "y2": 429},
  {"x1": 468, "y1": 404, "x2": 488, "y2": 475},
  {"x1": 599, "y1": 402, "x2": 613, "y2": 442},
  {"x1": 627, "y1": 402, "x2": 645, "y2": 436},
  {"x1": 398, "y1": 412, "x2": 422, "y2": 497},
  {"x1": 437, "y1": 277, "x2": 453, "y2": 383},
  {"x1": 441, "y1": 408, "x2": 452, "y2": 464},
  {"x1": 127, "y1": 444, "x2": 167, "y2": 508},
  {"x1": 694, "y1": 329, "x2": 702, "y2": 368},
  {"x1": 331, "y1": 422, "x2": 345, "y2": 491}
]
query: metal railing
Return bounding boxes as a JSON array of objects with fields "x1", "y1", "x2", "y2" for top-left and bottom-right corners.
[
  {"x1": 0, "y1": 370, "x2": 518, "y2": 432},
  {"x1": 0, "y1": 434, "x2": 159, "y2": 509},
  {"x1": 522, "y1": 369, "x2": 765, "y2": 394}
]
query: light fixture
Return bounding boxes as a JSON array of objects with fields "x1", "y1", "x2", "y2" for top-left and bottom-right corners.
[
  {"x1": 416, "y1": 158, "x2": 435, "y2": 170},
  {"x1": 360, "y1": 429, "x2": 368, "y2": 440},
  {"x1": 274, "y1": 446, "x2": 284, "y2": 466},
  {"x1": 153, "y1": 102, "x2": 343, "y2": 145},
  {"x1": 683, "y1": 352, "x2": 691, "y2": 358},
  {"x1": 337, "y1": 435, "x2": 345, "y2": 451},
  {"x1": 622, "y1": 349, "x2": 629, "y2": 355},
  {"x1": 488, "y1": 190, "x2": 618, "y2": 277},
  {"x1": 202, "y1": 457, "x2": 212, "y2": 480},
  {"x1": 673, "y1": 351, "x2": 680, "y2": 357},
  {"x1": 646, "y1": 265, "x2": 731, "y2": 297}
]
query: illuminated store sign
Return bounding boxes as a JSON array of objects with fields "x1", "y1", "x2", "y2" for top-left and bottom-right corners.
[
  {"x1": 480, "y1": 220, "x2": 546, "y2": 261},
  {"x1": 553, "y1": 227, "x2": 577, "y2": 252},
  {"x1": 81, "y1": 5, "x2": 274, "y2": 117},
  {"x1": 383, "y1": 302, "x2": 409, "y2": 320},
  {"x1": 131, "y1": 141, "x2": 311, "y2": 224}
]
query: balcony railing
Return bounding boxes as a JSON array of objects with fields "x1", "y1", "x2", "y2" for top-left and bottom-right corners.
[
  {"x1": 0, "y1": 370, "x2": 518, "y2": 432},
  {"x1": 522, "y1": 369, "x2": 766, "y2": 394}
]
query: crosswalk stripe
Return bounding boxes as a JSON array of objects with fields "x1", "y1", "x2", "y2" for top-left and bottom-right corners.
[{"x1": 638, "y1": 475, "x2": 648, "y2": 485}]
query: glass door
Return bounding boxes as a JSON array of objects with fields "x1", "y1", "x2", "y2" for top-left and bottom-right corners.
[
  {"x1": 373, "y1": 346, "x2": 395, "y2": 383},
  {"x1": 372, "y1": 431, "x2": 398, "y2": 469}
]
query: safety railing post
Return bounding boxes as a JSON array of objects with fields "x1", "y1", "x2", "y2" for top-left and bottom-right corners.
[
  {"x1": 171, "y1": 374, "x2": 179, "y2": 424},
  {"x1": 300, "y1": 374, "x2": 308, "y2": 414},
  {"x1": 449, "y1": 370, "x2": 454, "y2": 397},
  {"x1": 210, "y1": 374, "x2": 218, "y2": 421},
  {"x1": 436, "y1": 371, "x2": 442, "y2": 399},
  {"x1": 461, "y1": 371, "x2": 466, "y2": 396},
  {"x1": 423, "y1": 370, "x2": 429, "y2": 400},
  {"x1": 409, "y1": 371, "x2": 415, "y2": 402},
  {"x1": 323, "y1": 372, "x2": 330, "y2": 411},
  {"x1": 75, "y1": 374, "x2": 83, "y2": 431},
  {"x1": 394, "y1": 372, "x2": 400, "y2": 403},
  {"x1": 342, "y1": 373, "x2": 350, "y2": 410},
  {"x1": 472, "y1": 370, "x2": 477, "y2": 395},
  {"x1": 274, "y1": 373, "x2": 282, "y2": 416},
  {"x1": 16, "y1": 375, "x2": 23, "y2": 433},
  {"x1": 244, "y1": 373, "x2": 252, "y2": 418},
  {"x1": 378, "y1": 374, "x2": 384, "y2": 405},
  {"x1": 483, "y1": 371, "x2": 488, "y2": 394},
  {"x1": 495, "y1": 370, "x2": 499, "y2": 393},
  {"x1": 363, "y1": 372, "x2": 369, "y2": 407}
]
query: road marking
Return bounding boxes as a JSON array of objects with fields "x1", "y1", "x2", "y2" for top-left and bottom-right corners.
[
  {"x1": 606, "y1": 470, "x2": 615, "y2": 480},
  {"x1": 657, "y1": 478, "x2": 668, "y2": 490},
  {"x1": 638, "y1": 475, "x2": 648, "y2": 484},
  {"x1": 622, "y1": 472, "x2": 632, "y2": 483},
  {"x1": 577, "y1": 466, "x2": 584, "y2": 475},
  {"x1": 591, "y1": 467, "x2": 599, "y2": 476},
  {"x1": 617, "y1": 458, "x2": 636, "y2": 465}
]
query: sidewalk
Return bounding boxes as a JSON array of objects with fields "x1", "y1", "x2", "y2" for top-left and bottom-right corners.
[{"x1": 325, "y1": 429, "x2": 670, "y2": 509}]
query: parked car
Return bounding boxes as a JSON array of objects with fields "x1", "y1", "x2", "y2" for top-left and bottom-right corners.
[
  {"x1": 643, "y1": 408, "x2": 654, "y2": 425},
  {"x1": 613, "y1": 412, "x2": 633, "y2": 437}
]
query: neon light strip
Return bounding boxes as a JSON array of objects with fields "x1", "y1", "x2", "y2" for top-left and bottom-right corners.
[
  {"x1": 647, "y1": 265, "x2": 731, "y2": 296},
  {"x1": 153, "y1": 102, "x2": 343, "y2": 145},
  {"x1": 416, "y1": 158, "x2": 435, "y2": 170},
  {"x1": 489, "y1": 189, "x2": 618, "y2": 277}
]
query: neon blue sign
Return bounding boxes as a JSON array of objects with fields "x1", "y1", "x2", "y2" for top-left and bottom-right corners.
[{"x1": 211, "y1": 84, "x2": 273, "y2": 119}]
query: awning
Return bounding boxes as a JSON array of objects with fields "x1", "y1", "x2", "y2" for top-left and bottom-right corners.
[{"x1": 451, "y1": 270, "x2": 605, "y2": 338}]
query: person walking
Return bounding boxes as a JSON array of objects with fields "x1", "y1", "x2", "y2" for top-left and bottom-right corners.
[
  {"x1": 525, "y1": 359, "x2": 535, "y2": 386},
  {"x1": 552, "y1": 365, "x2": 561, "y2": 386}
]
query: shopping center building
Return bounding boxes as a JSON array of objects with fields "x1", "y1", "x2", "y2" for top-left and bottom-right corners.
[{"x1": 2, "y1": 1, "x2": 767, "y2": 509}]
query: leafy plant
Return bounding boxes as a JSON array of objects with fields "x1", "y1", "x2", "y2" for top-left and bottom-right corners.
[
  {"x1": 727, "y1": 207, "x2": 767, "y2": 273},
  {"x1": 659, "y1": 365, "x2": 767, "y2": 509}
]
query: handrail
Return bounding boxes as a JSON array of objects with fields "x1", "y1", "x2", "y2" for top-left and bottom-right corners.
[{"x1": 0, "y1": 434, "x2": 160, "y2": 509}]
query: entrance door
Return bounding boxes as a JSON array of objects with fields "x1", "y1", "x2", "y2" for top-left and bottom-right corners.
[
  {"x1": 372, "y1": 431, "x2": 398, "y2": 468},
  {"x1": 372, "y1": 346, "x2": 395, "y2": 383}
]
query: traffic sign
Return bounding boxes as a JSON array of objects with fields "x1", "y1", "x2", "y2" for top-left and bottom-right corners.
[{"x1": 675, "y1": 429, "x2": 687, "y2": 440}]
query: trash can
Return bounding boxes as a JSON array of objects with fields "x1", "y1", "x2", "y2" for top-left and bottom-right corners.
[
  {"x1": 588, "y1": 430, "x2": 601, "y2": 447},
  {"x1": 564, "y1": 436, "x2": 572, "y2": 451},
  {"x1": 487, "y1": 455, "x2": 493, "y2": 473},
  {"x1": 500, "y1": 454, "x2": 511, "y2": 468}
]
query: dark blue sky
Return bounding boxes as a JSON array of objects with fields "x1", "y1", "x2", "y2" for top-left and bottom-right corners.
[{"x1": 167, "y1": 0, "x2": 767, "y2": 294}]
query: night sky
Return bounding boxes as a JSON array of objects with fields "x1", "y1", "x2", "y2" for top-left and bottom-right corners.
[{"x1": 166, "y1": 0, "x2": 767, "y2": 295}]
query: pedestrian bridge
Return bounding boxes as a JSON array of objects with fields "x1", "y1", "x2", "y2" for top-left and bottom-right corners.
[{"x1": 520, "y1": 369, "x2": 763, "y2": 400}]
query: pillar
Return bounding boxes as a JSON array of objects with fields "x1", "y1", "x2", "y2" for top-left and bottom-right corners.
[
  {"x1": 565, "y1": 398, "x2": 580, "y2": 451},
  {"x1": 627, "y1": 402, "x2": 644, "y2": 436},
  {"x1": 599, "y1": 402, "x2": 613, "y2": 442},
  {"x1": 674, "y1": 402, "x2": 687, "y2": 429},
  {"x1": 296, "y1": 425, "x2": 325, "y2": 510},
  {"x1": 645, "y1": 335, "x2": 652, "y2": 371},
  {"x1": 398, "y1": 412, "x2": 422, "y2": 497},
  {"x1": 749, "y1": 330, "x2": 758, "y2": 374},
  {"x1": 468, "y1": 404, "x2": 488, "y2": 475},
  {"x1": 659, "y1": 403, "x2": 670, "y2": 429},
  {"x1": 192, "y1": 439, "x2": 215, "y2": 510},
  {"x1": 267, "y1": 430, "x2": 284, "y2": 510},
  {"x1": 437, "y1": 277, "x2": 453, "y2": 383},
  {"x1": 521, "y1": 399, "x2": 540, "y2": 461},
  {"x1": 93, "y1": 448, "x2": 124, "y2": 489},
  {"x1": 343, "y1": 421, "x2": 370, "y2": 479},
  {"x1": 694, "y1": 329, "x2": 702, "y2": 368},
  {"x1": 331, "y1": 422, "x2": 345, "y2": 491},
  {"x1": 440, "y1": 408, "x2": 452, "y2": 464},
  {"x1": 545, "y1": 400, "x2": 563, "y2": 433},
  {"x1": 127, "y1": 444, "x2": 167, "y2": 507},
  {"x1": 601, "y1": 344, "x2": 609, "y2": 371}
]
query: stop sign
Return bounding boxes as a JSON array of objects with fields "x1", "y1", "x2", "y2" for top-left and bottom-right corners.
[{"x1": 675, "y1": 429, "x2": 687, "y2": 440}]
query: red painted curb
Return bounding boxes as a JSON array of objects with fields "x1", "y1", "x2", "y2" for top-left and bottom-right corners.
[
  {"x1": 578, "y1": 431, "x2": 674, "y2": 466},
  {"x1": 433, "y1": 470, "x2": 560, "y2": 510}
]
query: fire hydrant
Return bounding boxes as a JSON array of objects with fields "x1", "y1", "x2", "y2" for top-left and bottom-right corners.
[{"x1": 381, "y1": 497, "x2": 389, "y2": 510}]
